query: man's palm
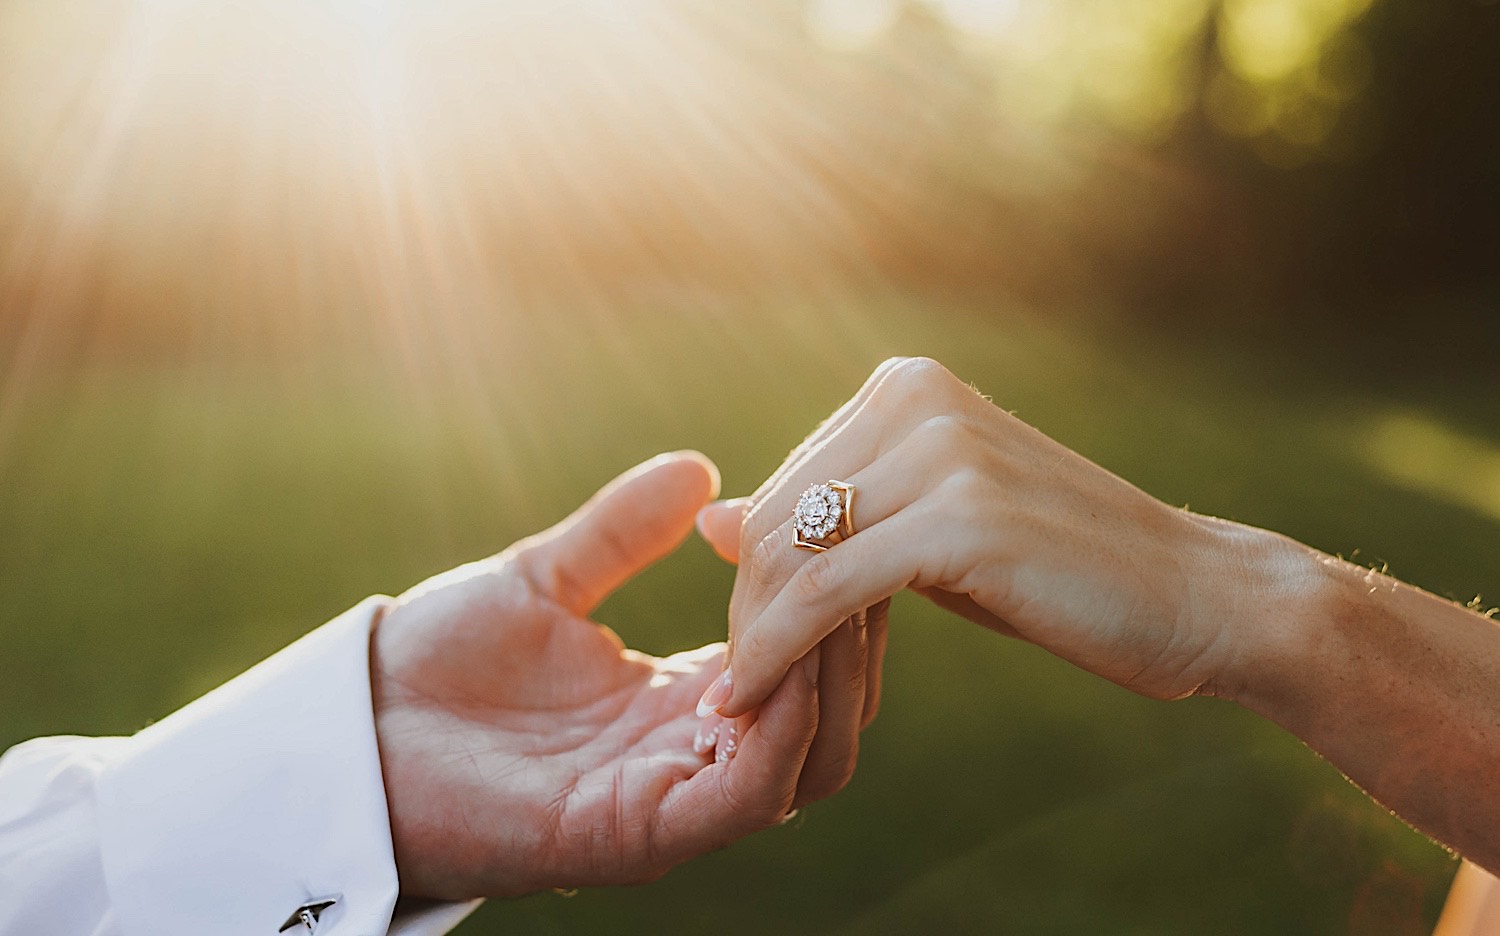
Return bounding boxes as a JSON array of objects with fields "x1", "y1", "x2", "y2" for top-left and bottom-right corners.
[{"x1": 371, "y1": 454, "x2": 821, "y2": 900}]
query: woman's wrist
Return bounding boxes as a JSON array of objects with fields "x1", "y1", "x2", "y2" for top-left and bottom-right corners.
[
  {"x1": 1197, "y1": 519, "x2": 1500, "y2": 870},
  {"x1": 1190, "y1": 515, "x2": 1345, "y2": 716}
]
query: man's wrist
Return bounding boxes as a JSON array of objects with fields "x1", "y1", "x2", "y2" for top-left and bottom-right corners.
[
  {"x1": 370, "y1": 598, "x2": 529, "y2": 903},
  {"x1": 95, "y1": 597, "x2": 409, "y2": 936},
  {"x1": 368, "y1": 604, "x2": 445, "y2": 902}
]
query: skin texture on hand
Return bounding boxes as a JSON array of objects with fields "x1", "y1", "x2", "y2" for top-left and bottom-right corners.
[{"x1": 370, "y1": 452, "x2": 831, "y2": 901}]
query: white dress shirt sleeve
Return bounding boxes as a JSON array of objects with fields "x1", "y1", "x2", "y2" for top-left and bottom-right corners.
[{"x1": 0, "y1": 597, "x2": 481, "y2": 936}]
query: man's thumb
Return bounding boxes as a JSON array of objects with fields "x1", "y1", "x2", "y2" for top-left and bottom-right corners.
[{"x1": 527, "y1": 451, "x2": 720, "y2": 614}]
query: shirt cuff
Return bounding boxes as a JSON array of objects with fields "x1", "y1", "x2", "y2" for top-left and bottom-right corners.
[
  {"x1": 96, "y1": 597, "x2": 480, "y2": 936},
  {"x1": 0, "y1": 735, "x2": 130, "y2": 934}
]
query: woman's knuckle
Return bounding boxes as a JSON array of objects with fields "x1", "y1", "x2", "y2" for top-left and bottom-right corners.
[
  {"x1": 794, "y1": 553, "x2": 839, "y2": 602},
  {"x1": 739, "y1": 503, "x2": 773, "y2": 553},
  {"x1": 736, "y1": 625, "x2": 768, "y2": 666},
  {"x1": 870, "y1": 356, "x2": 909, "y2": 385},
  {"x1": 916, "y1": 413, "x2": 970, "y2": 450},
  {"x1": 898, "y1": 356, "x2": 962, "y2": 395},
  {"x1": 747, "y1": 527, "x2": 787, "y2": 583},
  {"x1": 940, "y1": 464, "x2": 988, "y2": 501},
  {"x1": 894, "y1": 355, "x2": 944, "y2": 382},
  {"x1": 872, "y1": 356, "x2": 945, "y2": 409}
]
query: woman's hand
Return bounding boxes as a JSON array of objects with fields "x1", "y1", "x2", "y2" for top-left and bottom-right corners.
[
  {"x1": 698, "y1": 356, "x2": 1500, "y2": 883},
  {"x1": 372, "y1": 452, "x2": 836, "y2": 901},
  {"x1": 696, "y1": 357, "x2": 1305, "y2": 718}
]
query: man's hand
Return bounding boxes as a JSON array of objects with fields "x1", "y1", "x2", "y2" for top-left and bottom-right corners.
[{"x1": 370, "y1": 452, "x2": 823, "y2": 901}]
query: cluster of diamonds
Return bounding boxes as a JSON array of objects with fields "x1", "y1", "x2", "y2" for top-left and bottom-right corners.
[{"x1": 793, "y1": 482, "x2": 845, "y2": 541}]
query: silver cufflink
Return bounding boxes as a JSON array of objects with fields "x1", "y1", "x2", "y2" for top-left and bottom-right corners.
[{"x1": 278, "y1": 897, "x2": 338, "y2": 933}]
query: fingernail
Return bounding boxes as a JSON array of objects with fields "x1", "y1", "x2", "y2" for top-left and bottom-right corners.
[
  {"x1": 715, "y1": 721, "x2": 740, "y2": 764},
  {"x1": 694, "y1": 504, "x2": 716, "y2": 539},
  {"x1": 696, "y1": 668, "x2": 733, "y2": 718},
  {"x1": 722, "y1": 723, "x2": 739, "y2": 758},
  {"x1": 692, "y1": 720, "x2": 720, "y2": 755}
]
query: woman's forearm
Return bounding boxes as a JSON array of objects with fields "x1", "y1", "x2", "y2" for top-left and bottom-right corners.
[{"x1": 1221, "y1": 525, "x2": 1500, "y2": 873}]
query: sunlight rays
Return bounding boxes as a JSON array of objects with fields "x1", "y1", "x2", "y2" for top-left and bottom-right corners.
[
  {"x1": 0, "y1": 0, "x2": 918, "y2": 511},
  {"x1": 0, "y1": 0, "x2": 1388, "y2": 494}
]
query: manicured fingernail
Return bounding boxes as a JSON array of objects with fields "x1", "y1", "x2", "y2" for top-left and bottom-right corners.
[
  {"x1": 692, "y1": 720, "x2": 720, "y2": 755},
  {"x1": 715, "y1": 721, "x2": 740, "y2": 764},
  {"x1": 696, "y1": 498, "x2": 751, "y2": 539},
  {"x1": 696, "y1": 668, "x2": 733, "y2": 718},
  {"x1": 722, "y1": 723, "x2": 739, "y2": 758}
]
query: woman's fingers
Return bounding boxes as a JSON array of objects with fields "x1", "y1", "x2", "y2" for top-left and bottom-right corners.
[
  {"x1": 725, "y1": 359, "x2": 962, "y2": 641},
  {"x1": 653, "y1": 653, "x2": 821, "y2": 864},
  {"x1": 735, "y1": 359, "x2": 960, "y2": 552},
  {"x1": 794, "y1": 615, "x2": 868, "y2": 807},
  {"x1": 699, "y1": 362, "x2": 904, "y2": 596},
  {"x1": 729, "y1": 428, "x2": 886, "y2": 639},
  {"x1": 704, "y1": 423, "x2": 962, "y2": 719},
  {"x1": 695, "y1": 455, "x2": 905, "y2": 720},
  {"x1": 714, "y1": 510, "x2": 927, "y2": 718},
  {"x1": 716, "y1": 359, "x2": 978, "y2": 664},
  {"x1": 727, "y1": 424, "x2": 942, "y2": 656}
]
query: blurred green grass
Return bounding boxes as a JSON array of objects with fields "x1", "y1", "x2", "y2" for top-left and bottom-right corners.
[{"x1": 2, "y1": 297, "x2": 1495, "y2": 934}]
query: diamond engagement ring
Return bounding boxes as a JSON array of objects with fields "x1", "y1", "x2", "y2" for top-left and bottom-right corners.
[{"x1": 792, "y1": 480, "x2": 856, "y2": 551}]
